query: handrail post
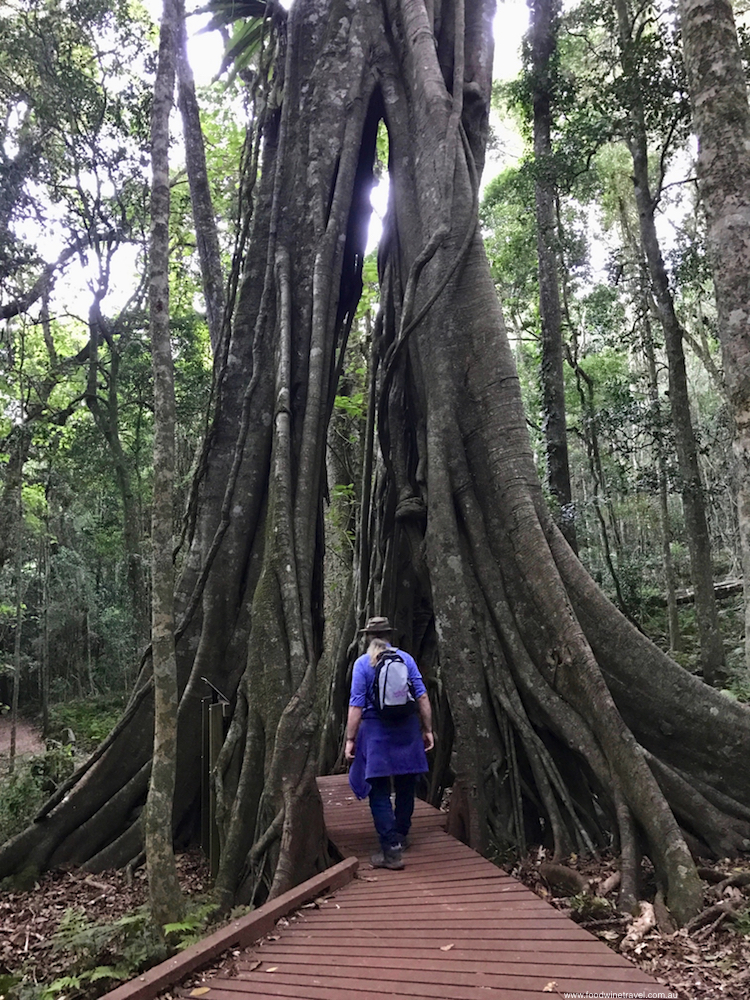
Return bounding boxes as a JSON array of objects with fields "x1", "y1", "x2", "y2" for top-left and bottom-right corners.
[{"x1": 200, "y1": 678, "x2": 230, "y2": 880}]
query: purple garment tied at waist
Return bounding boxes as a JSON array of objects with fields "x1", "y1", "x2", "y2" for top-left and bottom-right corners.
[{"x1": 348, "y1": 714, "x2": 428, "y2": 800}]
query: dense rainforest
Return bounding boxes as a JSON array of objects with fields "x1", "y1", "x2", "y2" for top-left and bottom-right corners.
[{"x1": 2, "y1": 0, "x2": 750, "y2": 933}]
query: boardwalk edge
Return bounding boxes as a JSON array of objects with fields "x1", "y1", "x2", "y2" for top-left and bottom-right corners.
[{"x1": 98, "y1": 856, "x2": 359, "y2": 1000}]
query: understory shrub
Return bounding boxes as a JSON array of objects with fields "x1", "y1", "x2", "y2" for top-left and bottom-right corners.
[
  {"x1": 11, "y1": 901, "x2": 221, "y2": 1000},
  {"x1": 47, "y1": 696, "x2": 127, "y2": 753},
  {"x1": 0, "y1": 745, "x2": 75, "y2": 845}
]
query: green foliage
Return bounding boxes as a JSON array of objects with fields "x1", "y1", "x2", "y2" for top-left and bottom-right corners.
[
  {"x1": 569, "y1": 892, "x2": 615, "y2": 921},
  {"x1": 201, "y1": 0, "x2": 274, "y2": 81},
  {"x1": 480, "y1": 166, "x2": 539, "y2": 336},
  {"x1": 334, "y1": 391, "x2": 365, "y2": 421},
  {"x1": 13, "y1": 900, "x2": 224, "y2": 999},
  {"x1": 0, "y1": 974, "x2": 22, "y2": 995},
  {"x1": 721, "y1": 678, "x2": 750, "y2": 705},
  {"x1": 331, "y1": 482, "x2": 356, "y2": 503},
  {"x1": 47, "y1": 696, "x2": 126, "y2": 753},
  {"x1": 0, "y1": 745, "x2": 74, "y2": 845},
  {"x1": 731, "y1": 907, "x2": 750, "y2": 936},
  {"x1": 36, "y1": 907, "x2": 162, "y2": 999}
]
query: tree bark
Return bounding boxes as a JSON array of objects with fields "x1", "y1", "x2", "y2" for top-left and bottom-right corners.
[
  {"x1": 175, "y1": 0, "x2": 226, "y2": 355},
  {"x1": 643, "y1": 307, "x2": 682, "y2": 652},
  {"x1": 613, "y1": 0, "x2": 724, "y2": 684},
  {"x1": 9, "y1": 437, "x2": 24, "y2": 774},
  {"x1": 145, "y1": 0, "x2": 183, "y2": 928},
  {"x1": 529, "y1": 0, "x2": 577, "y2": 552},
  {"x1": 85, "y1": 307, "x2": 150, "y2": 646},
  {"x1": 678, "y1": 0, "x2": 750, "y2": 673}
]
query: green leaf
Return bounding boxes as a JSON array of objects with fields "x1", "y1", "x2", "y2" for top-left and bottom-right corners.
[
  {"x1": 48, "y1": 975, "x2": 82, "y2": 990},
  {"x1": 89, "y1": 965, "x2": 128, "y2": 981},
  {"x1": 197, "y1": 0, "x2": 269, "y2": 32},
  {"x1": 163, "y1": 919, "x2": 197, "y2": 934},
  {"x1": 219, "y1": 18, "x2": 267, "y2": 78}
]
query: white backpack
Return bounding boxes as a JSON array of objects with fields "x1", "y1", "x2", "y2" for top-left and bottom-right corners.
[{"x1": 373, "y1": 650, "x2": 416, "y2": 721}]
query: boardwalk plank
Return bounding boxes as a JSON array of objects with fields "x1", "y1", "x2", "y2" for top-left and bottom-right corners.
[
  {"x1": 255, "y1": 926, "x2": 612, "y2": 943},
  {"x1": 239, "y1": 948, "x2": 644, "y2": 974},
  {"x1": 247, "y1": 939, "x2": 642, "y2": 962},
  {"x1": 172, "y1": 774, "x2": 671, "y2": 1000},
  {"x1": 183, "y1": 987, "x2": 548, "y2": 1000},
  {"x1": 250, "y1": 935, "x2": 638, "y2": 960},
  {"x1": 210, "y1": 969, "x2": 659, "y2": 997}
]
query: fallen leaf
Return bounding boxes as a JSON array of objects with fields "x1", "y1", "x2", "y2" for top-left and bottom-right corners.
[
  {"x1": 440, "y1": 943, "x2": 455, "y2": 951},
  {"x1": 190, "y1": 989, "x2": 211, "y2": 996},
  {"x1": 266, "y1": 966, "x2": 278, "y2": 973},
  {"x1": 543, "y1": 983, "x2": 558, "y2": 993},
  {"x1": 246, "y1": 959, "x2": 261, "y2": 972}
]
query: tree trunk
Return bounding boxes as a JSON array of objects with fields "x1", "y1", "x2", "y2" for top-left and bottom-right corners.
[
  {"x1": 3, "y1": 0, "x2": 750, "y2": 931},
  {"x1": 642, "y1": 306, "x2": 682, "y2": 651},
  {"x1": 0, "y1": 427, "x2": 30, "y2": 575},
  {"x1": 175, "y1": 0, "x2": 226, "y2": 355},
  {"x1": 569, "y1": 354, "x2": 628, "y2": 610},
  {"x1": 614, "y1": 0, "x2": 725, "y2": 684},
  {"x1": 9, "y1": 442, "x2": 24, "y2": 775},
  {"x1": 144, "y1": 0, "x2": 184, "y2": 928},
  {"x1": 41, "y1": 490, "x2": 51, "y2": 737},
  {"x1": 85, "y1": 312, "x2": 150, "y2": 647},
  {"x1": 678, "y1": 0, "x2": 750, "y2": 674},
  {"x1": 529, "y1": 0, "x2": 577, "y2": 552}
]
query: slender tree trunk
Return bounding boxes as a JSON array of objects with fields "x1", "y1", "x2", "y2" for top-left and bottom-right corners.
[
  {"x1": 615, "y1": 195, "x2": 683, "y2": 645},
  {"x1": 614, "y1": 0, "x2": 724, "y2": 684},
  {"x1": 678, "y1": 0, "x2": 750, "y2": 674},
  {"x1": 9, "y1": 447, "x2": 24, "y2": 775},
  {"x1": 41, "y1": 492, "x2": 50, "y2": 737},
  {"x1": 145, "y1": 0, "x2": 183, "y2": 928},
  {"x1": 529, "y1": 0, "x2": 577, "y2": 552},
  {"x1": 0, "y1": 429, "x2": 30, "y2": 574},
  {"x1": 175, "y1": 0, "x2": 226, "y2": 354},
  {"x1": 85, "y1": 317, "x2": 150, "y2": 646},
  {"x1": 642, "y1": 309, "x2": 682, "y2": 651},
  {"x1": 568, "y1": 354, "x2": 627, "y2": 609}
]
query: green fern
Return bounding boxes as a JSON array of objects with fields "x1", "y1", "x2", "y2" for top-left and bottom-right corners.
[{"x1": 43, "y1": 975, "x2": 82, "y2": 997}]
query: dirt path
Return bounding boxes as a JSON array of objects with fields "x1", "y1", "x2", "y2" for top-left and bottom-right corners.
[{"x1": 0, "y1": 715, "x2": 45, "y2": 758}]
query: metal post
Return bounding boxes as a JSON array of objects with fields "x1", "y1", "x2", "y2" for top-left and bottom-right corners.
[
  {"x1": 208, "y1": 701, "x2": 224, "y2": 879},
  {"x1": 200, "y1": 677, "x2": 230, "y2": 881},
  {"x1": 200, "y1": 697, "x2": 211, "y2": 857}
]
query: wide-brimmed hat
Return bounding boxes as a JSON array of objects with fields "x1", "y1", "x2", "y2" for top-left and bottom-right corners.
[{"x1": 359, "y1": 615, "x2": 394, "y2": 634}]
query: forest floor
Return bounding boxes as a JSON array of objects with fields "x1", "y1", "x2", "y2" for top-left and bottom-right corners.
[
  {"x1": 0, "y1": 715, "x2": 46, "y2": 758},
  {"x1": 2, "y1": 719, "x2": 750, "y2": 999}
]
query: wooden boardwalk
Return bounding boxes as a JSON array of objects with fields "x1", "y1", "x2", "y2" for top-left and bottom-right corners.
[{"x1": 182, "y1": 774, "x2": 669, "y2": 1000}]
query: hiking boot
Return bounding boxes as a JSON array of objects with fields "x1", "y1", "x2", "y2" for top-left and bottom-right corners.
[
  {"x1": 396, "y1": 836, "x2": 410, "y2": 851},
  {"x1": 370, "y1": 848, "x2": 404, "y2": 870}
]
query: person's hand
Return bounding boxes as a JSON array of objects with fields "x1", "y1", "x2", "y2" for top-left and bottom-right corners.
[
  {"x1": 423, "y1": 730, "x2": 434, "y2": 752},
  {"x1": 345, "y1": 737, "x2": 356, "y2": 761}
]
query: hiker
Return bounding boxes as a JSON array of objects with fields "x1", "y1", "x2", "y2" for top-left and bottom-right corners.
[{"x1": 345, "y1": 615, "x2": 434, "y2": 870}]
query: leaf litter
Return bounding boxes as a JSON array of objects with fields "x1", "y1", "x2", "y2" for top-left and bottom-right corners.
[
  {"x1": 507, "y1": 849, "x2": 750, "y2": 1000},
  {"x1": 3, "y1": 846, "x2": 750, "y2": 999}
]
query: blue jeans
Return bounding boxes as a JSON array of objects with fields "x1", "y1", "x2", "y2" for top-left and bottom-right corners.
[{"x1": 368, "y1": 774, "x2": 417, "y2": 851}]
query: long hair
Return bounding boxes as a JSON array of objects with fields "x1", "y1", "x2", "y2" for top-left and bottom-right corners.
[{"x1": 367, "y1": 637, "x2": 389, "y2": 665}]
